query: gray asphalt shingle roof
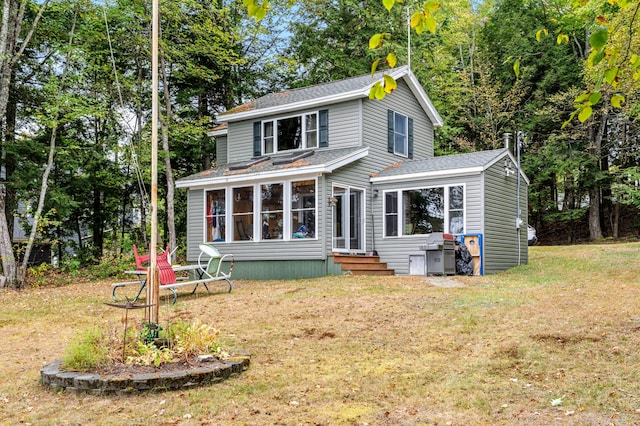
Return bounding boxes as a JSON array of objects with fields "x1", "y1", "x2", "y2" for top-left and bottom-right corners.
[
  {"x1": 221, "y1": 69, "x2": 393, "y2": 116},
  {"x1": 373, "y1": 149, "x2": 508, "y2": 178},
  {"x1": 176, "y1": 147, "x2": 367, "y2": 186}
]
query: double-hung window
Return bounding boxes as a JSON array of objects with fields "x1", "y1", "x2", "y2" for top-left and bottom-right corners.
[
  {"x1": 394, "y1": 113, "x2": 408, "y2": 156},
  {"x1": 384, "y1": 185, "x2": 465, "y2": 237},
  {"x1": 305, "y1": 113, "x2": 318, "y2": 148},
  {"x1": 384, "y1": 192, "x2": 399, "y2": 237},
  {"x1": 387, "y1": 110, "x2": 413, "y2": 158},
  {"x1": 263, "y1": 122, "x2": 274, "y2": 154}
]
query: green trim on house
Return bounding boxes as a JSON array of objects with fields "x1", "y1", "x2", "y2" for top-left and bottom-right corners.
[{"x1": 230, "y1": 258, "x2": 344, "y2": 280}]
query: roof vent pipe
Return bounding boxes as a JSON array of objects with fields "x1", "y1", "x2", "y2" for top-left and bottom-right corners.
[{"x1": 503, "y1": 132, "x2": 512, "y2": 150}]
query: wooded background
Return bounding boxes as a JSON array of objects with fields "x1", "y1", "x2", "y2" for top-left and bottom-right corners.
[{"x1": 0, "y1": 0, "x2": 638, "y2": 287}]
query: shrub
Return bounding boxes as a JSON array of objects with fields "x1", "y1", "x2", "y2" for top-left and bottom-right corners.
[
  {"x1": 127, "y1": 316, "x2": 227, "y2": 366},
  {"x1": 61, "y1": 327, "x2": 113, "y2": 371},
  {"x1": 61, "y1": 315, "x2": 227, "y2": 370}
]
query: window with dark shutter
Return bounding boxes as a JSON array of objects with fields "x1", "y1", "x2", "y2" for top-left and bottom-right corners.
[
  {"x1": 408, "y1": 117, "x2": 414, "y2": 159},
  {"x1": 388, "y1": 110, "x2": 410, "y2": 158},
  {"x1": 387, "y1": 110, "x2": 394, "y2": 153},
  {"x1": 253, "y1": 121, "x2": 261, "y2": 157},
  {"x1": 319, "y1": 109, "x2": 329, "y2": 147}
]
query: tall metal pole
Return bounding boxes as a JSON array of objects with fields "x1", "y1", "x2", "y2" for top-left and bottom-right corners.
[
  {"x1": 407, "y1": 9, "x2": 411, "y2": 69},
  {"x1": 146, "y1": 0, "x2": 159, "y2": 323}
]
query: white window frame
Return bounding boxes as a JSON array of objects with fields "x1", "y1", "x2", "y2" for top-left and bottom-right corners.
[
  {"x1": 262, "y1": 112, "x2": 319, "y2": 155},
  {"x1": 393, "y1": 111, "x2": 408, "y2": 157},
  {"x1": 204, "y1": 188, "x2": 227, "y2": 243},
  {"x1": 382, "y1": 184, "x2": 466, "y2": 238},
  {"x1": 203, "y1": 177, "x2": 318, "y2": 243}
]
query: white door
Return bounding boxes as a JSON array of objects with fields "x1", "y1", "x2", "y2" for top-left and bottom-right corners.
[{"x1": 332, "y1": 186, "x2": 364, "y2": 252}]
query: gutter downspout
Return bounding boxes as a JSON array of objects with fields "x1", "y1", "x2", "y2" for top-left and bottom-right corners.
[
  {"x1": 516, "y1": 131, "x2": 523, "y2": 265},
  {"x1": 370, "y1": 182, "x2": 378, "y2": 256}
]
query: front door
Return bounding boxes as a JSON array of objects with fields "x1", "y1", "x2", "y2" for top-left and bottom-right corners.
[{"x1": 332, "y1": 186, "x2": 364, "y2": 252}]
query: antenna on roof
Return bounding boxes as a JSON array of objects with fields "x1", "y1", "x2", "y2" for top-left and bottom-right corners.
[{"x1": 407, "y1": 9, "x2": 411, "y2": 69}]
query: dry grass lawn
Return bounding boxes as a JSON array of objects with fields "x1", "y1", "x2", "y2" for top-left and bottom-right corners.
[{"x1": 1, "y1": 243, "x2": 640, "y2": 425}]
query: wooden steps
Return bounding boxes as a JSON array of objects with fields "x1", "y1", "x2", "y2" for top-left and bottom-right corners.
[{"x1": 332, "y1": 254, "x2": 395, "y2": 276}]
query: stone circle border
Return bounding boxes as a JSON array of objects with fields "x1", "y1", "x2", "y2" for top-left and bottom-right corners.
[{"x1": 40, "y1": 355, "x2": 250, "y2": 395}]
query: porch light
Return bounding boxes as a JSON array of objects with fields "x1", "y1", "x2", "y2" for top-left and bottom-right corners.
[
  {"x1": 504, "y1": 159, "x2": 515, "y2": 177},
  {"x1": 328, "y1": 196, "x2": 338, "y2": 207}
]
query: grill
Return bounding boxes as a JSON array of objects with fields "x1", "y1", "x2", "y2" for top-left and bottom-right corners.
[{"x1": 419, "y1": 232, "x2": 456, "y2": 275}]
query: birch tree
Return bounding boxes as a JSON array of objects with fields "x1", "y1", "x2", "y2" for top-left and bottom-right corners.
[{"x1": 0, "y1": 0, "x2": 49, "y2": 288}]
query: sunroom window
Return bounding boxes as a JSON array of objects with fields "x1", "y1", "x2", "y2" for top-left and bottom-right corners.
[
  {"x1": 205, "y1": 189, "x2": 225, "y2": 242},
  {"x1": 207, "y1": 180, "x2": 317, "y2": 242},
  {"x1": 233, "y1": 187, "x2": 253, "y2": 241},
  {"x1": 291, "y1": 180, "x2": 315, "y2": 238},
  {"x1": 260, "y1": 183, "x2": 283, "y2": 239}
]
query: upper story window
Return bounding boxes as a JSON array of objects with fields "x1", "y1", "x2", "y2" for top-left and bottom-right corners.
[
  {"x1": 387, "y1": 110, "x2": 413, "y2": 159},
  {"x1": 254, "y1": 110, "x2": 328, "y2": 156},
  {"x1": 263, "y1": 114, "x2": 315, "y2": 154},
  {"x1": 394, "y1": 113, "x2": 408, "y2": 156}
]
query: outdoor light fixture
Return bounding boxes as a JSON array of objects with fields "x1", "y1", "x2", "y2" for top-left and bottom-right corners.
[
  {"x1": 504, "y1": 159, "x2": 515, "y2": 177},
  {"x1": 328, "y1": 196, "x2": 338, "y2": 207}
]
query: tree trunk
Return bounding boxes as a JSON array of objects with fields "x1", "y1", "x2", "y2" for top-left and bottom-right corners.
[
  {"x1": 18, "y1": 8, "x2": 76, "y2": 284},
  {"x1": 92, "y1": 188, "x2": 103, "y2": 259},
  {"x1": 587, "y1": 106, "x2": 608, "y2": 241},
  {"x1": 19, "y1": 125, "x2": 59, "y2": 284},
  {"x1": 75, "y1": 215, "x2": 83, "y2": 252},
  {"x1": 0, "y1": 185, "x2": 16, "y2": 288},
  {"x1": 5, "y1": 70, "x2": 16, "y2": 240},
  {"x1": 135, "y1": 41, "x2": 148, "y2": 248},
  {"x1": 588, "y1": 185, "x2": 603, "y2": 240},
  {"x1": 159, "y1": 43, "x2": 176, "y2": 262},
  {"x1": 612, "y1": 202, "x2": 620, "y2": 238},
  {"x1": 0, "y1": 0, "x2": 49, "y2": 287},
  {"x1": 161, "y1": 125, "x2": 176, "y2": 259}
]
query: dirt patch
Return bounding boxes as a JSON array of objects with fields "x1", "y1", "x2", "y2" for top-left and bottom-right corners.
[
  {"x1": 87, "y1": 355, "x2": 220, "y2": 376},
  {"x1": 426, "y1": 275, "x2": 466, "y2": 287},
  {"x1": 531, "y1": 333, "x2": 604, "y2": 346}
]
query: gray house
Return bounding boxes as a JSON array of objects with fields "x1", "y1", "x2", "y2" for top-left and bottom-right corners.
[{"x1": 176, "y1": 66, "x2": 529, "y2": 279}]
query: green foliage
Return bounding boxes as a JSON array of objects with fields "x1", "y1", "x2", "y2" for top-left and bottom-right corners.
[
  {"x1": 61, "y1": 314, "x2": 227, "y2": 371},
  {"x1": 59, "y1": 258, "x2": 82, "y2": 275},
  {"x1": 127, "y1": 341, "x2": 175, "y2": 367},
  {"x1": 82, "y1": 255, "x2": 132, "y2": 279},
  {"x1": 127, "y1": 315, "x2": 226, "y2": 366},
  {"x1": 610, "y1": 166, "x2": 640, "y2": 209},
  {"x1": 61, "y1": 327, "x2": 112, "y2": 372},
  {"x1": 563, "y1": 0, "x2": 639, "y2": 123},
  {"x1": 140, "y1": 321, "x2": 161, "y2": 344},
  {"x1": 26, "y1": 263, "x2": 54, "y2": 288},
  {"x1": 167, "y1": 318, "x2": 224, "y2": 360}
]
